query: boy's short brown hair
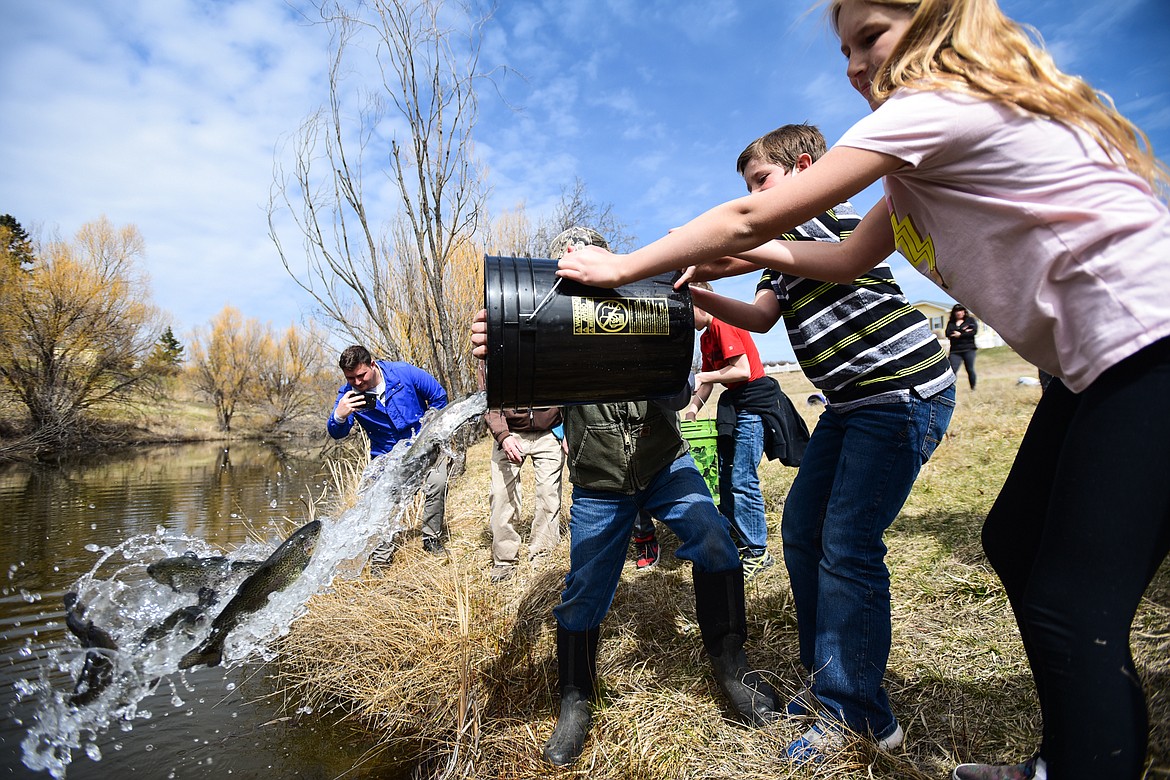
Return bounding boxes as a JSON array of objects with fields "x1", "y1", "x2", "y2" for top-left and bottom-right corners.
[{"x1": 736, "y1": 123, "x2": 827, "y2": 175}]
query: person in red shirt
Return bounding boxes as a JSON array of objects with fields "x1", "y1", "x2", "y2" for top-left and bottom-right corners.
[{"x1": 685, "y1": 283, "x2": 774, "y2": 579}]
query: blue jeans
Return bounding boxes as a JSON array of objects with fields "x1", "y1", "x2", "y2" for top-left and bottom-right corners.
[
  {"x1": 717, "y1": 412, "x2": 767, "y2": 557},
  {"x1": 781, "y1": 386, "x2": 955, "y2": 738},
  {"x1": 554, "y1": 454, "x2": 742, "y2": 632}
]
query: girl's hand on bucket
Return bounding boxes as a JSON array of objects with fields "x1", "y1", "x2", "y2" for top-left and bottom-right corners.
[
  {"x1": 470, "y1": 308, "x2": 488, "y2": 360},
  {"x1": 555, "y1": 245, "x2": 627, "y2": 288}
]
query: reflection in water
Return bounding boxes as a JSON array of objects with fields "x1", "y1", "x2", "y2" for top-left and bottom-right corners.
[{"x1": 0, "y1": 440, "x2": 381, "y2": 779}]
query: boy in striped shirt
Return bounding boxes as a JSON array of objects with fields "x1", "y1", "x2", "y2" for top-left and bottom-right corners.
[{"x1": 689, "y1": 123, "x2": 955, "y2": 764}]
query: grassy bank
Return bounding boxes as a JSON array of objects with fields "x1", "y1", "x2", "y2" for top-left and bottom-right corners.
[
  {"x1": 0, "y1": 385, "x2": 323, "y2": 460},
  {"x1": 276, "y1": 348, "x2": 1170, "y2": 779}
]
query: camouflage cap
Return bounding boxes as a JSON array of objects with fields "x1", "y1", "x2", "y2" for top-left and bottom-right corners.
[{"x1": 547, "y1": 226, "x2": 609, "y2": 259}]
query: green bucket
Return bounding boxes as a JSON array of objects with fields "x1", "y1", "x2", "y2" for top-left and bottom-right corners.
[{"x1": 680, "y1": 418, "x2": 720, "y2": 500}]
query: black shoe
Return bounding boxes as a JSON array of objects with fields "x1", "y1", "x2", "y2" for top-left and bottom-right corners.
[
  {"x1": 542, "y1": 686, "x2": 592, "y2": 766},
  {"x1": 422, "y1": 537, "x2": 445, "y2": 554},
  {"x1": 693, "y1": 567, "x2": 781, "y2": 726},
  {"x1": 542, "y1": 624, "x2": 599, "y2": 766}
]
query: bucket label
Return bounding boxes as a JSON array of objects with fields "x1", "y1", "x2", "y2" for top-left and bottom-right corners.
[{"x1": 572, "y1": 296, "x2": 671, "y2": 336}]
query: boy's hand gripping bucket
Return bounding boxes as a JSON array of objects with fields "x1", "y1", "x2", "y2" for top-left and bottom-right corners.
[{"x1": 483, "y1": 255, "x2": 695, "y2": 408}]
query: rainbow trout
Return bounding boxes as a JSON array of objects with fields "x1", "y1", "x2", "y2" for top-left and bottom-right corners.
[
  {"x1": 147, "y1": 552, "x2": 263, "y2": 593},
  {"x1": 62, "y1": 592, "x2": 120, "y2": 706},
  {"x1": 178, "y1": 519, "x2": 321, "y2": 669}
]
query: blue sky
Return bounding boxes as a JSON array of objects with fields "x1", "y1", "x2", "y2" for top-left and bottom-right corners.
[{"x1": 2, "y1": 0, "x2": 1167, "y2": 362}]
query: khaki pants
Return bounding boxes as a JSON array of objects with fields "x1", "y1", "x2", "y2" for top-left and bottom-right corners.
[
  {"x1": 420, "y1": 456, "x2": 448, "y2": 542},
  {"x1": 489, "y1": 430, "x2": 564, "y2": 566}
]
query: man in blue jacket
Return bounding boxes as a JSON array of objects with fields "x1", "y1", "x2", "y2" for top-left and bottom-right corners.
[{"x1": 328, "y1": 345, "x2": 449, "y2": 557}]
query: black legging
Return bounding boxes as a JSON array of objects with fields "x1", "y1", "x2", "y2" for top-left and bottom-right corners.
[
  {"x1": 982, "y1": 337, "x2": 1170, "y2": 779},
  {"x1": 948, "y1": 349, "x2": 977, "y2": 389}
]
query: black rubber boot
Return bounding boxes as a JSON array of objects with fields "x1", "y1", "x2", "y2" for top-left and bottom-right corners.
[
  {"x1": 693, "y1": 567, "x2": 781, "y2": 726},
  {"x1": 542, "y1": 623, "x2": 599, "y2": 766}
]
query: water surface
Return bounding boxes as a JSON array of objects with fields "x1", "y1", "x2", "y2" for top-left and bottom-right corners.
[{"x1": 0, "y1": 441, "x2": 383, "y2": 779}]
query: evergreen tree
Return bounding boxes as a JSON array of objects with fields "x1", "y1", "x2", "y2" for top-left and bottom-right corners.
[
  {"x1": 0, "y1": 214, "x2": 35, "y2": 270},
  {"x1": 151, "y1": 326, "x2": 185, "y2": 373}
]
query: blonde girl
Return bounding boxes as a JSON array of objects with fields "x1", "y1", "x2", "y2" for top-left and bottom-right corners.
[{"x1": 550, "y1": 1, "x2": 1170, "y2": 778}]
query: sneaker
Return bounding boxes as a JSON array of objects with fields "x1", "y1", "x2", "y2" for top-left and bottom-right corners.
[
  {"x1": 953, "y1": 756, "x2": 1042, "y2": 780},
  {"x1": 422, "y1": 537, "x2": 445, "y2": 555},
  {"x1": 785, "y1": 721, "x2": 844, "y2": 765},
  {"x1": 741, "y1": 551, "x2": 775, "y2": 581},
  {"x1": 489, "y1": 564, "x2": 514, "y2": 584},
  {"x1": 370, "y1": 539, "x2": 397, "y2": 568},
  {"x1": 633, "y1": 533, "x2": 659, "y2": 570},
  {"x1": 785, "y1": 719, "x2": 904, "y2": 765},
  {"x1": 876, "y1": 722, "x2": 905, "y2": 751}
]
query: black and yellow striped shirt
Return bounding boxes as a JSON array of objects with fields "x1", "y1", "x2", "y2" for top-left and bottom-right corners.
[{"x1": 756, "y1": 202, "x2": 954, "y2": 408}]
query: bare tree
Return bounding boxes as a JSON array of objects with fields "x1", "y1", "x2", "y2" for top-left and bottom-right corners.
[
  {"x1": 269, "y1": 0, "x2": 490, "y2": 398},
  {"x1": 535, "y1": 177, "x2": 637, "y2": 257},
  {"x1": 486, "y1": 180, "x2": 637, "y2": 258}
]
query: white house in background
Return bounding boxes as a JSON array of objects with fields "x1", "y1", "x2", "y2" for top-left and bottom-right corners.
[{"x1": 911, "y1": 301, "x2": 1005, "y2": 350}]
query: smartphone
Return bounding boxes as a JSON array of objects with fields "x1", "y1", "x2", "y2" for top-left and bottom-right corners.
[{"x1": 358, "y1": 391, "x2": 378, "y2": 410}]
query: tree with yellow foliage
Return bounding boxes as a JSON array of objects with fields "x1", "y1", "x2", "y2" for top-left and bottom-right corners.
[
  {"x1": 189, "y1": 307, "x2": 331, "y2": 434},
  {"x1": 255, "y1": 322, "x2": 332, "y2": 432},
  {"x1": 187, "y1": 306, "x2": 265, "y2": 433},
  {"x1": 0, "y1": 216, "x2": 162, "y2": 442}
]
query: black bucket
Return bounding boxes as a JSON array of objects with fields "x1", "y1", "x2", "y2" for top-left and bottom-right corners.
[{"x1": 483, "y1": 255, "x2": 695, "y2": 408}]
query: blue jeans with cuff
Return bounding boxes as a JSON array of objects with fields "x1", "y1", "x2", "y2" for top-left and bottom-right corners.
[
  {"x1": 781, "y1": 386, "x2": 955, "y2": 739},
  {"x1": 717, "y1": 412, "x2": 767, "y2": 557}
]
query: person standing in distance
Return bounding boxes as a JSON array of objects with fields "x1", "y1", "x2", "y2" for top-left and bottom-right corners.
[
  {"x1": 483, "y1": 405, "x2": 566, "y2": 583},
  {"x1": 685, "y1": 284, "x2": 781, "y2": 581},
  {"x1": 945, "y1": 304, "x2": 978, "y2": 391}
]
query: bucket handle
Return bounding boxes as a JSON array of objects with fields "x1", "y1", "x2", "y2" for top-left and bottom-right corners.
[{"x1": 523, "y1": 276, "x2": 563, "y2": 321}]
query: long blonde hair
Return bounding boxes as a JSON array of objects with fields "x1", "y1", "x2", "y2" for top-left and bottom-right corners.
[{"x1": 829, "y1": 0, "x2": 1169, "y2": 197}]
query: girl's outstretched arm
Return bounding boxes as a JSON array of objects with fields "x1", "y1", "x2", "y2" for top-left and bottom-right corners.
[
  {"x1": 714, "y1": 202, "x2": 896, "y2": 284},
  {"x1": 677, "y1": 256, "x2": 761, "y2": 286},
  {"x1": 556, "y1": 146, "x2": 903, "y2": 288}
]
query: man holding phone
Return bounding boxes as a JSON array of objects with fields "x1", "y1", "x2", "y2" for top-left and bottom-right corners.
[{"x1": 328, "y1": 345, "x2": 450, "y2": 559}]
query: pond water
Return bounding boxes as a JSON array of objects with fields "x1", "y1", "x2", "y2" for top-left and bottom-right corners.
[{"x1": 0, "y1": 440, "x2": 387, "y2": 779}]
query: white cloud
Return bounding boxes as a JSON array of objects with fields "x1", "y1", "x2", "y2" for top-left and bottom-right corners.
[{"x1": 2, "y1": 0, "x2": 333, "y2": 334}]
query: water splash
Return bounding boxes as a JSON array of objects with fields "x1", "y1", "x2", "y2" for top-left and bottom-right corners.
[{"x1": 18, "y1": 392, "x2": 487, "y2": 778}]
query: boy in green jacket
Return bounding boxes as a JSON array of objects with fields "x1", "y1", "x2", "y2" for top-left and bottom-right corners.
[{"x1": 474, "y1": 226, "x2": 780, "y2": 766}]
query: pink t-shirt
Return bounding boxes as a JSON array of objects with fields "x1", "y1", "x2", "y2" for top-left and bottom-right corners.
[{"x1": 836, "y1": 89, "x2": 1170, "y2": 392}]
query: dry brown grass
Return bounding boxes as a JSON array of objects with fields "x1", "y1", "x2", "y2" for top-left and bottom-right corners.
[{"x1": 276, "y1": 348, "x2": 1170, "y2": 779}]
